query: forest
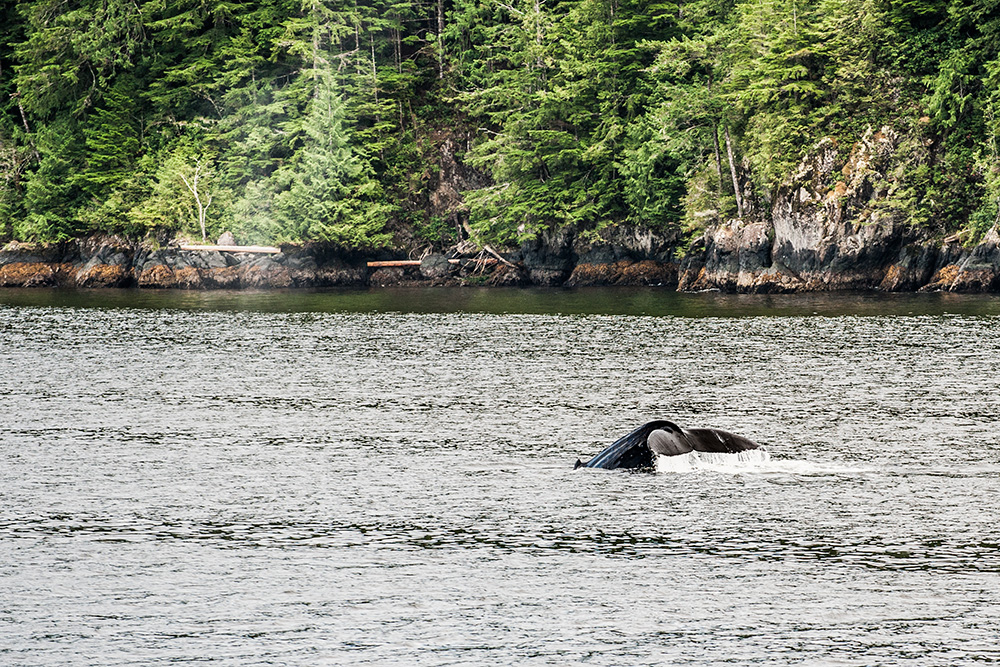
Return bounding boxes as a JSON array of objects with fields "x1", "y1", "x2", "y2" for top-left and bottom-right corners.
[{"x1": 1, "y1": 0, "x2": 999, "y2": 251}]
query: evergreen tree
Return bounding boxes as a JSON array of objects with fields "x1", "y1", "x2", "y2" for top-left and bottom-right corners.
[
  {"x1": 635, "y1": 12, "x2": 738, "y2": 228},
  {"x1": 11, "y1": 0, "x2": 147, "y2": 239},
  {"x1": 0, "y1": 2, "x2": 31, "y2": 236},
  {"x1": 13, "y1": 0, "x2": 145, "y2": 118},
  {"x1": 17, "y1": 117, "x2": 87, "y2": 240},
  {"x1": 272, "y1": 72, "x2": 392, "y2": 246},
  {"x1": 457, "y1": 0, "x2": 678, "y2": 242}
]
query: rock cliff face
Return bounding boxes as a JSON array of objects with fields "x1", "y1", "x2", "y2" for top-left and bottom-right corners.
[
  {"x1": 469, "y1": 126, "x2": 999, "y2": 293},
  {"x1": 677, "y1": 129, "x2": 1000, "y2": 293},
  {"x1": 518, "y1": 225, "x2": 679, "y2": 287}
]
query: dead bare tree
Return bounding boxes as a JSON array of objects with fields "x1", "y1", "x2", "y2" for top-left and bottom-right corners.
[{"x1": 179, "y1": 160, "x2": 213, "y2": 242}]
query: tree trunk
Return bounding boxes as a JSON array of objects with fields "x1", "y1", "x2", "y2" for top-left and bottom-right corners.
[
  {"x1": 724, "y1": 124, "x2": 744, "y2": 218},
  {"x1": 437, "y1": 0, "x2": 445, "y2": 80},
  {"x1": 712, "y1": 123, "x2": 725, "y2": 196},
  {"x1": 370, "y1": 31, "x2": 379, "y2": 107},
  {"x1": 180, "y1": 161, "x2": 213, "y2": 242}
]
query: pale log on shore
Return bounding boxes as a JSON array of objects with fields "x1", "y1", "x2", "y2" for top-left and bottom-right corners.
[
  {"x1": 366, "y1": 258, "x2": 499, "y2": 267},
  {"x1": 180, "y1": 244, "x2": 281, "y2": 254},
  {"x1": 178, "y1": 248, "x2": 501, "y2": 267}
]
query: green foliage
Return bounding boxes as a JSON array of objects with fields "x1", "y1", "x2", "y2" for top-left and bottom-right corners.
[
  {"x1": 16, "y1": 117, "x2": 87, "y2": 240},
  {"x1": 2, "y1": 0, "x2": 1000, "y2": 246},
  {"x1": 124, "y1": 144, "x2": 208, "y2": 236},
  {"x1": 13, "y1": 0, "x2": 145, "y2": 118},
  {"x1": 79, "y1": 80, "x2": 142, "y2": 197},
  {"x1": 455, "y1": 0, "x2": 680, "y2": 243},
  {"x1": 271, "y1": 74, "x2": 393, "y2": 247},
  {"x1": 413, "y1": 214, "x2": 458, "y2": 245}
]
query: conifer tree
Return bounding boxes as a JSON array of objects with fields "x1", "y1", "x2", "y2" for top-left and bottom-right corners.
[
  {"x1": 272, "y1": 72, "x2": 392, "y2": 246},
  {"x1": 457, "y1": 0, "x2": 678, "y2": 242}
]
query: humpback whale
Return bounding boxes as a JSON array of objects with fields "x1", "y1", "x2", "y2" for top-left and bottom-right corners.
[{"x1": 574, "y1": 420, "x2": 762, "y2": 470}]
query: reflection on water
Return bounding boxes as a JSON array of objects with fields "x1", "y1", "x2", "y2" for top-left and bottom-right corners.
[
  {"x1": 4, "y1": 285, "x2": 1000, "y2": 316},
  {"x1": 1, "y1": 290, "x2": 999, "y2": 665}
]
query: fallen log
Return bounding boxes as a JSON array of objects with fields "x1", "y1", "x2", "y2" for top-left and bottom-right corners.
[
  {"x1": 366, "y1": 258, "x2": 499, "y2": 267},
  {"x1": 366, "y1": 260, "x2": 424, "y2": 267},
  {"x1": 180, "y1": 244, "x2": 281, "y2": 254}
]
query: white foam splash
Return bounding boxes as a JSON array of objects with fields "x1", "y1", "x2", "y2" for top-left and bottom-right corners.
[
  {"x1": 654, "y1": 450, "x2": 882, "y2": 476},
  {"x1": 656, "y1": 448, "x2": 772, "y2": 473}
]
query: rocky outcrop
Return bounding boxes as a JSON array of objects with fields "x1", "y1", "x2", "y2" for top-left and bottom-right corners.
[
  {"x1": 921, "y1": 227, "x2": 1000, "y2": 292},
  {"x1": 678, "y1": 129, "x2": 1000, "y2": 293},
  {"x1": 678, "y1": 219, "x2": 780, "y2": 291},
  {"x1": 419, "y1": 254, "x2": 452, "y2": 279},
  {"x1": 0, "y1": 241, "x2": 79, "y2": 287},
  {"x1": 518, "y1": 228, "x2": 577, "y2": 285},
  {"x1": 565, "y1": 225, "x2": 680, "y2": 287},
  {"x1": 6, "y1": 217, "x2": 1000, "y2": 292},
  {"x1": 0, "y1": 237, "x2": 371, "y2": 289},
  {"x1": 514, "y1": 224, "x2": 681, "y2": 288}
]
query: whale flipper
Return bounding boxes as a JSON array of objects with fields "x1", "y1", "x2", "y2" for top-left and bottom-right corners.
[{"x1": 577, "y1": 420, "x2": 761, "y2": 470}]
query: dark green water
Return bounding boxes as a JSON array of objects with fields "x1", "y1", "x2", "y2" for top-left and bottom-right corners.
[
  {"x1": 2, "y1": 287, "x2": 999, "y2": 665},
  {"x1": 4, "y1": 285, "x2": 1000, "y2": 316}
]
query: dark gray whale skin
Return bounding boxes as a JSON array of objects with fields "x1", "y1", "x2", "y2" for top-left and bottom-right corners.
[{"x1": 574, "y1": 420, "x2": 761, "y2": 470}]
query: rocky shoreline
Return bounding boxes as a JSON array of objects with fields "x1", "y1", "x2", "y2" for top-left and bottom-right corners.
[
  {"x1": 2, "y1": 222, "x2": 999, "y2": 292},
  {"x1": 4, "y1": 128, "x2": 1000, "y2": 293}
]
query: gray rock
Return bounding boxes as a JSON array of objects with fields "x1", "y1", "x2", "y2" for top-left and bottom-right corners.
[
  {"x1": 420, "y1": 253, "x2": 452, "y2": 279},
  {"x1": 520, "y1": 228, "x2": 575, "y2": 285},
  {"x1": 688, "y1": 129, "x2": 943, "y2": 291}
]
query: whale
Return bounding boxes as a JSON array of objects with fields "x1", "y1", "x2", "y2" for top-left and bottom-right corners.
[{"x1": 574, "y1": 419, "x2": 762, "y2": 470}]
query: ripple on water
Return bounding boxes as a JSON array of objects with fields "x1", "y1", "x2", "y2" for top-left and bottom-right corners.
[{"x1": 2, "y1": 297, "x2": 1000, "y2": 665}]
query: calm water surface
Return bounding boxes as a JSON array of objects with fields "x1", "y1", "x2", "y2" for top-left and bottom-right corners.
[{"x1": 2, "y1": 287, "x2": 999, "y2": 665}]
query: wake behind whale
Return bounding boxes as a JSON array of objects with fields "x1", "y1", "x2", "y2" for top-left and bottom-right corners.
[{"x1": 575, "y1": 420, "x2": 765, "y2": 471}]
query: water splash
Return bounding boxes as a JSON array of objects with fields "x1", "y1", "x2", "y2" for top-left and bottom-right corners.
[
  {"x1": 654, "y1": 450, "x2": 888, "y2": 476},
  {"x1": 655, "y1": 448, "x2": 772, "y2": 473}
]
